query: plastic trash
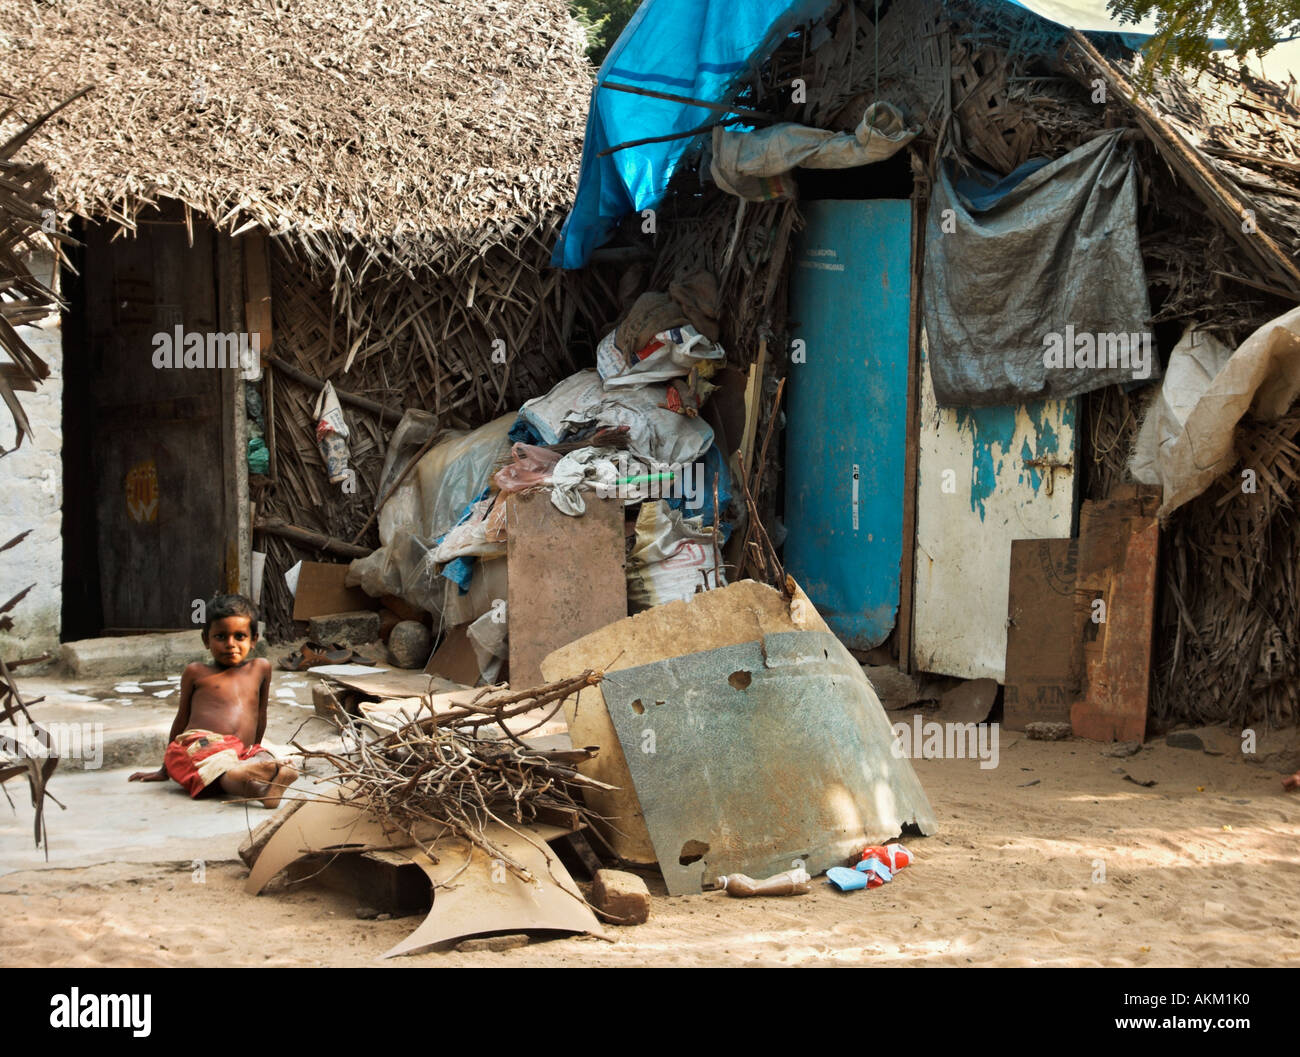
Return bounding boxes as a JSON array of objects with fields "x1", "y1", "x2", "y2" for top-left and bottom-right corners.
[
  {"x1": 313, "y1": 381, "x2": 351, "y2": 484},
  {"x1": 494, "y1": 442, "x2": 562, "y2": 493},
  {"x1": 603, "y1": 324, "x2": 725, "y2": 388},
  {"x1": 826, "y1": 866, "x2": 869, "y2": 892},
  {"x1": 715, "y1": 868, "x2": 811, "y2": 897},
  {"x1": 859, "y1": 843, "x2": 912, "y2": 872},
  {"x1": 626, "y1": 500, "x2": 725, "y2": 610},
  {"x1": 855, "y1": 857, "x2": 893, "y2": 888}
]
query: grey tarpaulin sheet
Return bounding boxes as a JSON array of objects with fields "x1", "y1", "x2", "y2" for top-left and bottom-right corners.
[{"x1": 922, "y1": 129, "x2": 1157, "y2": 407}]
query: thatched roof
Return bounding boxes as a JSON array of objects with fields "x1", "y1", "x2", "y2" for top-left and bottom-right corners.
[{"x1": 0, "y1": 0, "x2": 593, "y2": 273}]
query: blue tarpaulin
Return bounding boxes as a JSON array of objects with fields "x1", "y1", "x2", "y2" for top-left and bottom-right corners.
[
  {"x1": 552, "y1": 0, "x2": 1232, "y2": 271},
  {"x1": 551, "y1": 0, "x2": 835, "y2": 270}
]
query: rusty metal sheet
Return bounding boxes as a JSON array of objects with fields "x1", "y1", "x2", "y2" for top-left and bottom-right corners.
[
  {"x1": 1004, "y1": 537, "x2": 1079, "y2": 730},
  {"x1": 1070, "y1": 493, "x2": 1160, "y2": 742},
  {"x1": 599, "y1": 629, "x2": 938, "y2": 896},
  {"x1": 506, "y1": 492, "x2": 626, "y2": 689}
]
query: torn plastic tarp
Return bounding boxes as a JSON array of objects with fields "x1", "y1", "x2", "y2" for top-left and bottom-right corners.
[
  {"x1": 710, "y1": 102, "x2": 918, "y2": 201},
  {"x1": 922, "y1": 130, "x2": 1157, "y2": 407},
  {"x1": 551, "y1": 0, "x2": 836, "y2": 269},
  {"x1": 519, "y1": 369, "x2": 714, "y2": 466},
  {"x1": 1129, "y1": 306, "x2": 1300, "y2": 518},
  {"x1": 348, "y1": 415, "x2": 513, "y2": 613}
]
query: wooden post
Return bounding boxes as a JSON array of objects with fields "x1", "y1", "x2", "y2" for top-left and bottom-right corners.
[
  {"x1": 217, "y1": 232, "x2": 250, "y2": 597},
  {"x1": 897, "y1": 187, "x2": 927, "y2": 674}
]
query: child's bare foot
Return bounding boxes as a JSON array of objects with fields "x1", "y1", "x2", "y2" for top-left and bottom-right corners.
[
  {"x1": 220, "y1": 758, "x2": 278, "y2": 802},
  {"x1": 260, "y1": 762, "x2": 298, "y2": 809},
  {"x1": 1283, "y1": 771, "x2": 1300, "y2": 792}
]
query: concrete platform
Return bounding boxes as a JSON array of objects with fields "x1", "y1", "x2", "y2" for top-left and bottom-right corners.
[
  {"x1": 0, "y1": 764, "x2": 320, "y2": 875},
  {"x1": 12, "y1": 665, "x2": 328, "y2": 771},
  {"x1": 60, "y1": 631, "x2": 271, "y2": 678}
]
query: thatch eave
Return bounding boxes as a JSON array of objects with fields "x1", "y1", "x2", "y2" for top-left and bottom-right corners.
[{"x1": 0, "y1": 0, "x2": 594, "y2": 279}]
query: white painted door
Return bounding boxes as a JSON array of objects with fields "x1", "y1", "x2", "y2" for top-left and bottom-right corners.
[{"x1": 911, "y1": 330, "x2": 1077, "y2": 680}]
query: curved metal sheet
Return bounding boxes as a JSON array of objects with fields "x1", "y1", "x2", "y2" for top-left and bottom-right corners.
[{"x1": 600, "y1": 629, "x2": 937, "y2": 895}]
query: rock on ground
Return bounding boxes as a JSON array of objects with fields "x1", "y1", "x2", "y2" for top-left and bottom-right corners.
[
  {"x1": 590, "y1": 868, "x2": 651, "y2": 925},
  {"x1": 388, "y1": 621, "x2": 432, "y2": 669}
]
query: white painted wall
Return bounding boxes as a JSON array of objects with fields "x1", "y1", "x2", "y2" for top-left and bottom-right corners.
[{"x1": 0, "y1": 305, "x2": 63, "y2": 663}]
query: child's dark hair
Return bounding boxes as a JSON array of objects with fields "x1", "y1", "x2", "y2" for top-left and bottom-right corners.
[{"x1": 204, "y1": 593, "x2": 259, "y2": 637}]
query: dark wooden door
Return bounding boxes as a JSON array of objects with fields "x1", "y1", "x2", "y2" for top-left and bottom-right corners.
[{"x1": 84, "y1": 212, "x2": 227, "y2": 630}]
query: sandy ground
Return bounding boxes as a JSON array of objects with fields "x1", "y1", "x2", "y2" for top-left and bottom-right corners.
[{"x1": 4, "y1": 707, "x2": 1300, "y2": 967}]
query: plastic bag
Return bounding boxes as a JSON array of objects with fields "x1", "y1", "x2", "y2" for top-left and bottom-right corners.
[
  {"x1": 595, "y1": 329, "x2": 630, "y2": 381},
  {"x1": 518, "y1": 370, "x2": 606, "y2": 445},
  {"x1": 564, "y1": 384, "x2": 714, "y2": 467},
  {"x1": 494, "y1": 442, "x2": 562, "y2": 493},
  {"x1": 626, "y1": 500, "x2": 725, "y2": 611},
  {"x1": 313, "y1": 381, "x2": 351, "y2": 483},
  {"x1": 432, "y1": 494, "x2": 508, "y2": 563},
  {"x1": 603, "y1": 324, "x2": 726, "y2": 388}
]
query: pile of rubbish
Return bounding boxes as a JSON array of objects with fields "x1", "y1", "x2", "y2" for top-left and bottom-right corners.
[
  {"x1": 243, "y1": 579, "x2": 937, "y2": 956},
  {"x1": 346, "y1": 269, "x2": 741, "y2": 683},
  {"x1": 300, "y1": 670, "x2": 612, "y2": 876}
]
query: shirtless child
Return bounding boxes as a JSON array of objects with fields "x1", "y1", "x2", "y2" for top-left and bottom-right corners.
[{"x1": 129, "y1": 594, "x2": 297, "y2": 807}]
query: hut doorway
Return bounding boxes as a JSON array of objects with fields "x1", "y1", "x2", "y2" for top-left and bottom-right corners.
[
  {"x1": 784, "y1": 198, "x2": 913, "y2": 650},
  {"x1": 61, "y1": 205, "x2": 233, "y2": 638}
]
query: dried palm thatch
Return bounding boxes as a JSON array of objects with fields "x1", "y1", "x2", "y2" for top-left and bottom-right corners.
[
  {"x1": 1154, "y1": 412, "x2": 1300, "y2": 730},
  {"x1": 0, "y1": 0, "x2": 592, "y2": 279},
  {"x1": 298, "y1": 671, "x2": 614, "y2": 880},
  {"x1": 0, "y1": 92, "x2": 81, "y2": 450}
]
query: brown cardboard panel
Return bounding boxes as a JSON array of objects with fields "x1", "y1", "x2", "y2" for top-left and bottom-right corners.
[
  {"x1": 425, "y1": 624, "x2": 482, "y2": 684},
  {"x1": 292, "y1": 561, "x2": 376, "y2": 621},
  {"x1": 325, "y1": 668, "x2": 463, "y2": 699},
  {"x1": 1070, "y1": 495, "x2": 1160, "y2": 743},
  {"x1": 246, "y1": 792, "x2": 602, "y2": 955},
  {"x1": 382, "y1": 822, "x2": 605, "y2": 957},
  {"x1": 506, "y1": 492, "x2": 627, "y2": 691},
  {"x1": 1004, "y1": 538, "x2": 1079, "y2": 730}
]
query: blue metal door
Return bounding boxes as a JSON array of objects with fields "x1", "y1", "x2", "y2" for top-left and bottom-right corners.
[{"x1": 785, "y1": 199, "x2": 911, "y2": 649}]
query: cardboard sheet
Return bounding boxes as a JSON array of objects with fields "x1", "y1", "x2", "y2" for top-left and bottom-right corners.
[
  {"x1": 1004, "y1": 538, "x2": 1079, "y2": 730},
  {"x1": 382, "y1": 822, "x2": 605, "y2": 958},
  {"x1": 293, "y1": 561, "x2": 377, "y2": 621}
]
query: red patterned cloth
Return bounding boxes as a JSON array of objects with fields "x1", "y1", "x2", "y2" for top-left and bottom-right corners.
[{"x1": 164, "y1": 729, "x2": 265, "y2": 798}]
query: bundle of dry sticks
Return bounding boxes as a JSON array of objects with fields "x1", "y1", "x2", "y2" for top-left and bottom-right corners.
[{"x1": 298, "y1": 671, "x2": 615, "y2": 881}]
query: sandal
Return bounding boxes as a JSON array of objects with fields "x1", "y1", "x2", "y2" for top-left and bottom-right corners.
[{"x1": 278, "y1": 641, "x2": 369, "y2": 670}]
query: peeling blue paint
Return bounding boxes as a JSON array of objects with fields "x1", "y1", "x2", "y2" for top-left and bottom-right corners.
[
  {"x1": 955, "y1": 399, "x2": 1076, "y2": 519},
  {"x1": 954, "y1": 405, "x2": 1016, "y2": 521}
]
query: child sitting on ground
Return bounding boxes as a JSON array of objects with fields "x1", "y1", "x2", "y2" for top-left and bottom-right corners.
[{"x1": 129, "y1": 594, "x2": 297, "y2": 807}]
